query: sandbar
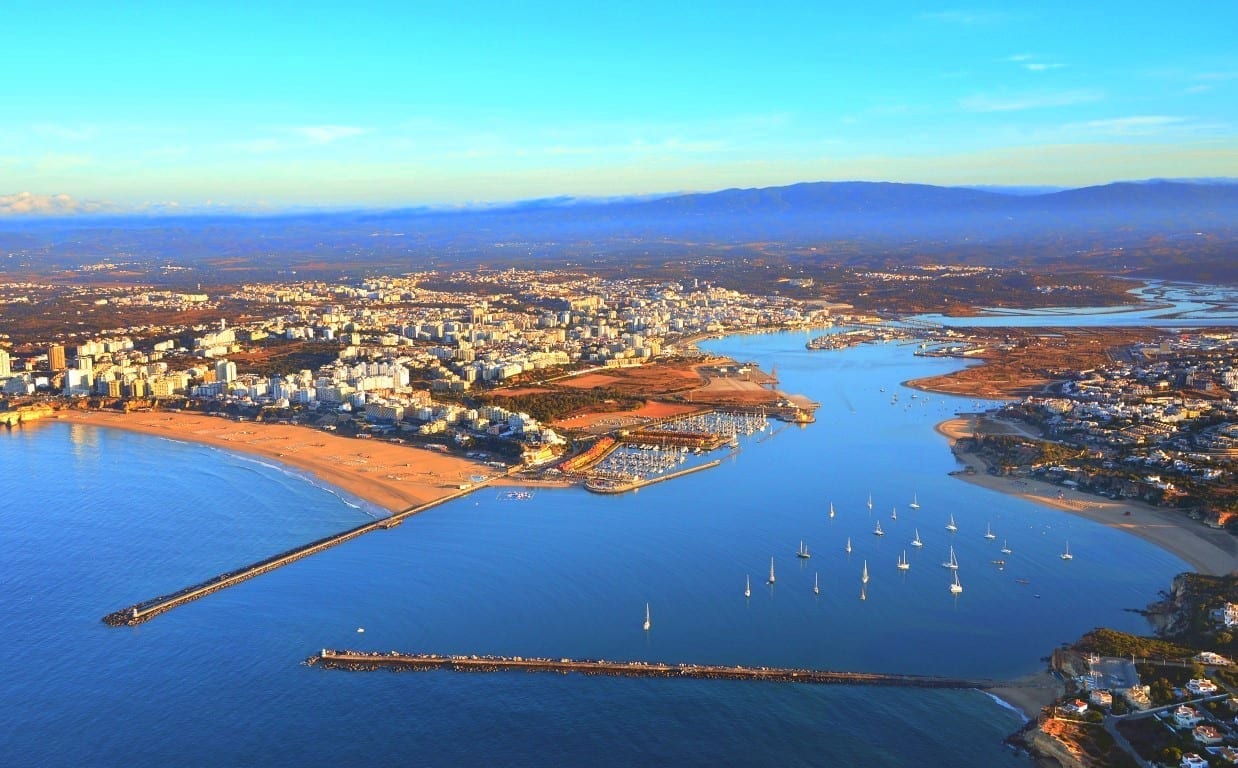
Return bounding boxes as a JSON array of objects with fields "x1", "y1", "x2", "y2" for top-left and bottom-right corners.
[
  {"x1": 52, "y1": 410, "x2": 496, "y2": 514},
  {"x1": 936, "y1": 417, "x2": 1237, "y2": 576}
]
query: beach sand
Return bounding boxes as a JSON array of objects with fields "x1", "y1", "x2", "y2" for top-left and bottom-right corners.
[
  {"x1": 987, "y1": 668, "x2": 1065, "y2": 721},
  {"x1": 53, "y1": 410, "x2": 497, "y2": 514},
  {"x1": 936, "y1": 417, "x2": 1237, "y2": 577}
]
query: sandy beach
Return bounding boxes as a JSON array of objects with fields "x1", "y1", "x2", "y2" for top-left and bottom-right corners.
[
  {"x1": 53, "y1": 410, "x2": 497, "y2": 514},
  {"x1": 936, "y1": 417, "x2": 1237, "y2": 576},
  {"x1": 987, "y1": 668, "x2": 1065, "y2": 721}
]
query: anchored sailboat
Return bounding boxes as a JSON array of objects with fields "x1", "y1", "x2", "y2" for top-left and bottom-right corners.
[
  {"x1": 891, "y1": 506, "x2": 898, "y2": 521},
  {"x1": 909, "y1": 493, "x2": 920, "y2": 510},
  {"x1": 942, "y1": 546, "x2": 959, "y2": 570},
  {"x1": 1000, "y1": 539, "x2": 1012, "y2": 555},
  {"x1": 950, "y1": 572, "x2": 963, "y2": 594},
  {"x1": 813, "y1": 572, "x2": 820, "y2": 595},
  {"x1": 1061, "y1": 541, "x2": 1073, "y2": 561},
  {"x1": 796, "y1": 540, "x2": 811, "y2": 559},
  {"x1": 867, "y1": 493, "x2": 873, "y2": 510},
  {"x1": 897, "y1": 550, "x2": 910, "y2": 571},
  {"x1": 874, "y1": 520, "x2": 884, "y2": 536},
  {"x1": 744, "y1": 574, "x2": 751, "y2": 598},
  {"x1": 643, "y1": 603, "x2": 651, "y2": 631},
  {"x1": 768, "y1": 557, "x2": 777, "y2": 584},
  {"x1": 845, "y1": 537, "x2": 852, "y2": 554},
  {"x1": 861, "y1": 560, "x2": 869, "y2": 584},
  {"x1": 945, "y1": 514, "x2": 958, "y2": 532},
  {"x1": 829, "y1": 502, "x2": 835, "y2": 520},
  {"x1": 912, "y1": 528, "x2": 923, "y2": 548},
  {"x1": 984, "y1": 523, "x2": 996, "y2": 540}
]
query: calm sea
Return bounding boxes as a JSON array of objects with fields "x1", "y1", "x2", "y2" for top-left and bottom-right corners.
[{"x1": 0, "y1": 329, "x2": 1189, "y2": 767}]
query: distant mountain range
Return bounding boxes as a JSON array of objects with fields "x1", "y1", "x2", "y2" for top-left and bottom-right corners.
[{"x1": 1, "y1": 180, "x2": 1236, "y2": 283}]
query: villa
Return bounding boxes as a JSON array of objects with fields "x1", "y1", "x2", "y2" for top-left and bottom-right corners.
[
  {"x1": 1173, "y1": 705, "x2": 1204, "y2": 728},
  {"x1": 1187, "y1": 678, "x2": 1219, "y2": 696}
]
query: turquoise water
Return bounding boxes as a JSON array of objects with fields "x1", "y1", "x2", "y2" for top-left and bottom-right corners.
[{"x1": 0, "y1": 330, "x2": 1189, "y2": 767}]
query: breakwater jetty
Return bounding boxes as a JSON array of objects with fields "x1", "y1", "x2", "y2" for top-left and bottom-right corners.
[
  {"x1": 306, "y1": 649, "x2": 1016, "y2": 690},
  {"x1": 102, "y1": 481, "x2": 489, "y2": 627}
]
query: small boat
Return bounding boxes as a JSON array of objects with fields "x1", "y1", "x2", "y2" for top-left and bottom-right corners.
[
  {"x1": 867, "y1": 493, "x2": 873, "y2": 511},
  {"x1": 950, "y1": 572, "x2": 963, "y2": 594},
  {"x1": 1061, "y1": 541, "x2": 1073, "y2": 561},
  {"x1": 984, "y1": 523, "x2": 996, "y2": 540},
  {"x1": 845, "y1": 537, "x2": 852, "y2": 554},
  {"x1": 796, "y1": 540, "x2": 811, "y2": 559},
  {"x1": 828, "y1": 502, "x2": 835, "y2": 520},
  {"x1": 945, "y1": 514, "x2": 958, "y2": 532},
  {"x1": 643, "y1": 603, "x2": 651, "y2": 631},
  {"x1": 897, "y1": 550, "x2": 910, "y2": 571},
  {"x1": 813, "y1": 572, "x2": 820, "y2": 595},
  {"x1": 942, "y1": 546, "x2": 958, "y2": 570},
  {"x1": 891, "y1": 506, "x2": 897, "y2": 521},
  {"x1": 909, "y1": 493, "x2": 920, "y2": 510},
  {"x1": 744, "y1": 574, "x2": 751, "y2": 598},
  {"x1": 1015, "y1": 578, "x2": 1030, "y2": 585},
  {"x1": 911, "y1": 529, "x2": 923, "y2": 548},
  {"x1": 768, "y1": 557, "x2": 777, "y2": 584},
  {"x1": 861, "y1": 560, "x2": 869, "y2": 584},
  {"x1": 356, "y1": 627, "x2": 365, "y2": 633},
  {"x1": 1000, "y1": 539, "x2": 1012, "y2": 555},
  {"x1": 874, "y1": 520, "x2": 884, "y2": 536},
  {"x1": 991, "y1": 559, "x2": 1006, "y2": 568}
]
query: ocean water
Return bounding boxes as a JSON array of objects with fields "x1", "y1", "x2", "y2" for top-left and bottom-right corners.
[{"x1": 0, "y1": 330, "x2": 1190, "y2": 767}]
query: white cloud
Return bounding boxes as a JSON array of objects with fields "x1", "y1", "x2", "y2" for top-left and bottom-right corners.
[
  {"x1": 0, "y1": 192, "x2": 111, "y2": 216},
  {"x1": 1185, "y1": 84, "x2": 1212, "y2": 94},
  {"x1": 292, "y1": 125, "x2": 367, "y2": 144},
  {"x1": 1025, "y1": 62, "x2": 1064, "y2": 72},
  {"x1": 960, "y1": 89, "x2": 1101, "y2": 112}
]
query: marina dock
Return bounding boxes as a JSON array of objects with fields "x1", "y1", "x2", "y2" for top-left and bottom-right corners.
[
  {"x1": 584, "y1": 458, "x2": 722, "y2": 494},
  {"x1": 307, "y1": 649, "x2": 1019, "y2": 690},
  {"x1": 102, "y1": 481, "x2": 490, "y2": 627}
]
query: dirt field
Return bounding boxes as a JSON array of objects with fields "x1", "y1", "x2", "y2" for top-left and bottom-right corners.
[
  {"x1": 553, "y1": 401, "x2": 701, "y2": 432},
  {"x1": 907, "y1": 327, "x2": 1163, "y2": 399}
]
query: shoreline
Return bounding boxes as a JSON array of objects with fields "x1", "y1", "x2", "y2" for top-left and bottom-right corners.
[
  {"x1": 984, "y1": 668, "x2": 1064, "y2": 722},
  {"x1": 936, "y1": 417, "x2": 1236, "y2": 577},
  {"x1": 50, "y1": 410, "x2": 497, "y2": 515}
]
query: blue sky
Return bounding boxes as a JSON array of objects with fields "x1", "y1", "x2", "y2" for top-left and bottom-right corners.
[{"x1": 1, "y1": 1, "x2": 1235, "y2": 210}]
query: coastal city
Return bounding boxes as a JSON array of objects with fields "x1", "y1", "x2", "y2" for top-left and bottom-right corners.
[{"x1": 5, "y1": 5, "x2": 1238, "y2": 765}]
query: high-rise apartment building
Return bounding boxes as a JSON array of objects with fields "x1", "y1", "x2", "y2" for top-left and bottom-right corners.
[
  {"x1": 0, "y1": 349, "x2": 10, "y2": 378},
  {"x1": 48, "y1": 344, "x2": 66, "y2": 371}
]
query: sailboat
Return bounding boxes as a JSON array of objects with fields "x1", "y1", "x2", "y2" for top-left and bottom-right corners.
[
  {"x1": 909, "y1": 493, "x2": 920, "y2": 510},
  {"x1": 1000, "y1": 539, "x2": 1012, "y2": 555},
  {"x1": 744, "y1": 574, "x2": 751, "y2": 598},
  {"x1": 984, "y1": 523, "x2": 996, "y2": 540},
  {"x1": 911, "y1": 529, "x2": 924, "y2": 548},
  {"x1": 897, "y1": 550, "x2": 910, "y2": 571},
  {"x1": 891, "y1": 506, "x2": 898, "y2": 521},
  {"x1": 845, "y1": 537, "x2": 852, "y2": 554},
  {"x1": 1061, "y1": 541, "x2": 1073, "y2": 561},
  {"x1": 945, "y1": 514, "x2": 958, "y2": 532},
  {"x1": 768, "y1": 557, "x2": 777, "y2": 583},
  {"x1": 828, "y1": 502, "x2": 835, "y2": 520},
  {"x1": 861, "y1": 560, "x2": 869, "y2": 584},
  {"x1": 950, "y1": 572, "x2": 963, "y2": 594},
  {"x1": 942, "y1": 546, "x2": 959, "y2": 570},
  {"x1": 813, "y1": 572, "x2": 820, "y2": 595},
  {"x1": 867, "y1": 493, "x2": 874, "y2": 511},
  {"x1": 796, "y1": 540, "x2": 811, "y2": 559},
  {"x1": 643, "y1": 603, "x2": 651, "y2": 631},
  {"x1": 874, "y1": 520, "x2": 884, "y2": 536}
]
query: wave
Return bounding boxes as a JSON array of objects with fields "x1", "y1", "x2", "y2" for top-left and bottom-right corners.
[
  {"x1": 203, "y1": 446, "x2": 391, "y2": 520},
  {"x1": 981, "y1": 691, "x2": 1029, "y2": 724}
]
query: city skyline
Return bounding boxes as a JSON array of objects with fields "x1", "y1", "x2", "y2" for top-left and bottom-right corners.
[{"x1": 2, "y1": 1, "x2": 1236, "y2": 211}]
